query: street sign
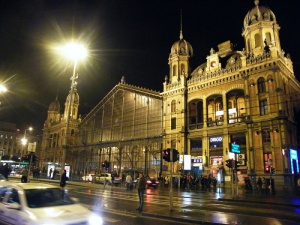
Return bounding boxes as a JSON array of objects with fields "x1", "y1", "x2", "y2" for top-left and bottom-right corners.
[{"x1": 230, "y1": 143, "x2": 240, "y2": 154}]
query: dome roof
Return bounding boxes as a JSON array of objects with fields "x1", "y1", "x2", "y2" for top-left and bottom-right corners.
[
  {"x1": 48, "y1": 99, "x2": 60, "y2": 112},
  {"x1": 170, "y1": 32, "x2": 193, "y2": 57},
  {"x1": 243, "y1": 1, "x2": 276, "y2": 29}
]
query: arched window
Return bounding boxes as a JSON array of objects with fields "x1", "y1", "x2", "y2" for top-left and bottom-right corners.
[
  {"x1": 258, "y1": 77, "x2": 266, "y2": 93},
  {"x1": 265, "y1": 32, "x2": 272, "y2": 45},
  {"x1": 172, "y1": 65, "x2": 177, "y2": 77},
  {"x1": 180, "y1": 63, "x2": 185, "y2": 75},
  {"x1": 171, "y1": 100, "x2": 176, "y2": 113},
  {"x1": 247, "y1": 39, "x2": 250, "y2": 52},
  {"x1": 255, "y1": 33, "x2": 261, "y2": 48}
]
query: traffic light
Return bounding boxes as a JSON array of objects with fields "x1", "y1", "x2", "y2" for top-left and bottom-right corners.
[
  {"x1": 32, "y1": 154, "x2": 38, "y2": 163},
  {"x1": 163, "y1": 149, "x2": 180, "y2": 162},
  {"x1": 162, "y1": 149, "x2": 170, "y2": 162},
  {"x1": 225, "y1": 159, "x2": 233, "y2": 168},
  {"x1": 23, "y1": 154, "x2": 30, "y2": 162},
  {"x1": 172, "y1": 149, "x2": 179, "y2": 162}
]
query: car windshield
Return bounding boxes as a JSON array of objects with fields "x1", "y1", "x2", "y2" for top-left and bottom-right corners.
[{"x1": 26, "y1": 188, "x2": 74, "y2": 208}]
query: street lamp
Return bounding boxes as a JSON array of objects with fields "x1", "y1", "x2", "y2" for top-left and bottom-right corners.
[
  {"x1": 0, "y1": 84, "x2": 7, "y2": 93},
  {"x1": 58, "y1": 42, "x2": 87, "y2": 174},
  {"x1": 20, "y1": 127, "x2": 33, "y2": 168},
  {"x1": 0, "y1": 84, "x2": 7, "y2": 107}
]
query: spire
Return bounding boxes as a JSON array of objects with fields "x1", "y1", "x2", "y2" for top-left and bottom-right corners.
[
  {"x1": 254, "y1": 0, "x2": 262, "y2": 20},
  {"x1": 179, "y1": 9, "x2": 183, "y2": 40}
]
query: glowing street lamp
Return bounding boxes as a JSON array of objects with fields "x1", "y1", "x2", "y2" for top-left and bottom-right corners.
[
  {"x1": 0, "y1": 84, "x2": 7, "y2": 93},
  {"x1": 58, "y1": 42, "x2": 87, "y2": 174},
  {"x1": 19, "y1": 127, "x2": 33, "y2": 168},
  {"x1": 0, "y1": 84, "x2": 7, "y2": 107}
]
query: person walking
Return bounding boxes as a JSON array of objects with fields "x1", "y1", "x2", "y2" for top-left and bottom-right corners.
[
  {"x1": 136, "y1": 173, "x2": 146, "y2": 212},
  {"x1": 256, "y1": 177, "x2": 262, "y2": 194},
  {"x1": 261, "y1": 177, "x2": 267, "y2": 196},
  {"x1": 2, "y1": 164, "x2": 11, "y2": 180},
  {"x1": 60, "y1": 170, "x2": 68, "y2": 190},
  {"x1": 49, "y1": 168, "x2": 53, "y2": 179},
  {"x1": 21, "y1": 167, "x2": 29, "y2": 183},
  {"x1": 126, "y1": 174, "x2": 133, "y2": 190}
]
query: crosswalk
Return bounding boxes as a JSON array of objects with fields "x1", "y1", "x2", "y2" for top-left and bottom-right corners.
[{"x1": 73, "y1": 188, "x2": 205, "y2": 208}]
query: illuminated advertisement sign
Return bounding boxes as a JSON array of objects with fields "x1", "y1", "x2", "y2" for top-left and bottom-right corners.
[
  {"x1": 230, "y1": 143, "x2": 241, "y2": 154},
  {"x1": 290, "y1": 149, "x2": 299, "y2": 174},
  {"x1": 210, "y1": 137, "x2": 222, "y2": 142},
  {"x1": 184, "y1": 155, "x2": 191, "y2": 171}
]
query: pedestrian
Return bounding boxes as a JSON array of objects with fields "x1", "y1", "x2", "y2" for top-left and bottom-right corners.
[
  {"x1": 111, "y1": 173, "x2": 114, "y2": 186},
  {"x1": 126, "y1": 174, "x2": 133, "y2": 190},
  {"x1": 60, "y1": 170, "x2": 68, "y2": 190},
  {"x1": 136, "y1": 173, "x2": 146, "y2": 212},
  {"x1": 49, "y1": 168, "x2": 53, "y2": 179},
  {"x1": 165, "y1": 175, "x2": 169, "y2": 188},
  {"x1": 21, "y1": 167, "x2": 29, "y2": 183},
  {"x1": 52, "y1": 169, "x2": 57, "y2": 179},
  {"x1": 256, "y1": 177, "x2": 262, "y2": 194},
  {"x1": 261, "y1": 177, "x2": 267, "y2": 196},
  {"x1": 2, "y1": 164, "x2": 11, "y2": 180}
]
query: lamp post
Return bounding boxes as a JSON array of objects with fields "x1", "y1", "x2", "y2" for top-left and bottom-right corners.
[
  {"x1": 59, "y1": 42, "x2": 87, "y2": 174},
  {"x1": 20, "y1": 127, "x2": 33, "y2": 169}
]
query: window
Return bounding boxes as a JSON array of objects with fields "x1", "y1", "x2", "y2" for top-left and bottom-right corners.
[
  {"x1": 265, "y1": 32, "x2": 271, "y2": 45},
  {"x1": 7, "y1": 189, "x2": 20, "y2": 204},
  {"x1": 263, "y1": 153, "x2": 272, "y2": 173},
  {"x1": 259, "y1": 99, "x2": 268, "y2": 115},
  {"x1": 189, "y1": 100, "x2": 203, "y2": 126},
  {"x1": 171, "y1": 100, "x2": 176, "y2": 113},
  {"x1": 191, "y1": 139, "x2": 202, "y2": 151},
  {"x1": 258, "y1": 77, "x2": 266, "y2": 93},
  {"x1": 171, "y1": 117, "x2": 176, "y2": 130},
  {"x1": 209, "y1": 136, "x2": 223, "y2": 149},
  {"x1": 262, "y1": 130, "x2": 270, "y2": 143},
  {"x1": 172, "y1": 65, "x2": 176, "y2": 77},
  {"x1": 0, "y1": 187, "x2": 8, "y2": 202},
  {"x1": 255, "y1": 33, "x2": 261, "y2": 48}
]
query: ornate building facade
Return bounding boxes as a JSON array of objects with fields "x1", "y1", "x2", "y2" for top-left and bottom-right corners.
[{"x1": 40, "y1": 1, "x2": 300, "y2": 187}]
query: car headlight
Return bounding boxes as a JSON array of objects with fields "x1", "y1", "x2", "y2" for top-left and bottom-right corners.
[{"x1": 88, "y1": 213, "x2": 103, "y2": 225}]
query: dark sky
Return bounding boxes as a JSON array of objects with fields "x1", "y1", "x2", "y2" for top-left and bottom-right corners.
[{"x1": 0, "y1": 0, "x2": 299, "y2": 133}]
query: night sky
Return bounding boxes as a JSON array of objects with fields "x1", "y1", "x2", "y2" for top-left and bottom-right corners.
[{"x1": 0, "y1": 0, "x2": 299, "y2": 133}]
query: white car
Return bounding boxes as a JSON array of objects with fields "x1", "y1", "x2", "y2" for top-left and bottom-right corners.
[
  {"x1": 95, "y1": 173, "x2": 112, "y2": 184},
  {"x1": 0, "y1": 182, "x2": 103, "y2": 225},
  {"x1": 82, "y1": 174, "x2": 95, "y2": 182}
]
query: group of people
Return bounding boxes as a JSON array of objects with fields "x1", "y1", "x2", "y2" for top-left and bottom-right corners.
[{"x1": 160, "y1": 174, "x2": 218, "y2": 191}]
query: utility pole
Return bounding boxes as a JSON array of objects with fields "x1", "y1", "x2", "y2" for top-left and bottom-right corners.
[{"x1": 169, "y1": 149, "x2": 173, "y2": 211}]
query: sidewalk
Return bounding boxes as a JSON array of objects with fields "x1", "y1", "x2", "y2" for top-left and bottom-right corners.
[{"x1": 9, "y1": 176, "x2": 300, "y2": 224}]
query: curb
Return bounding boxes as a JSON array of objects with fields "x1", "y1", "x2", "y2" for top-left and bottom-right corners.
[
  {"x1": 218, "y1": 197, "x2": 300, "y2": 208},
  {"x1": 140, "y1": 212, "x2": 223, "y2": 225}
]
